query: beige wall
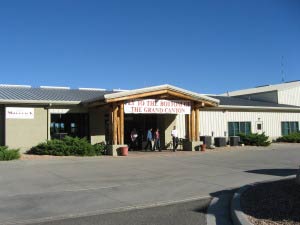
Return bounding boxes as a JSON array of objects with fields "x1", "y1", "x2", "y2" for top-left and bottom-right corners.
[
  {"x1": 161, "y1": 114, "x2": 176, "y2": 148},
  {"x1": 89, "y1": 107, "x2": 106, "y2": 144},
  {"x1": 5, "y1": 107, "x2": 48, "y2": 152},
  {"x1": 0, "y1": 106, "x2": 4, "y2": 146}
]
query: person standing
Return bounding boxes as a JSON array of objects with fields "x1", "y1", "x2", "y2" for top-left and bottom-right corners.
[
  {"x1": 171, "y1": 126, "x2": 178, "y2": 152},
  {"x1": 153, "y1": 128, "x2": 161, "y2": 151},
  {"x1": 144, "y1": 128, "x2": 153, "y2": 151}
]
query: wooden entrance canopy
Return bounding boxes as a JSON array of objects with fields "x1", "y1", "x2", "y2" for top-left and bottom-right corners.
[{"x1": 88, "y1": 85, "x2": 219, "y2": 145}]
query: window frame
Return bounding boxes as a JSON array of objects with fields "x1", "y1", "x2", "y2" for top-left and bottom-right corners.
[
  {"x1": 281, "y1": 121, "x2": 299, "y2": 136},
  {"x1": 228, "y1": 121, "x2": 251, "y2": 136}
]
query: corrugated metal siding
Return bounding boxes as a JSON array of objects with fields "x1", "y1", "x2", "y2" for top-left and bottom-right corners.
[
  {"x1": 199, "y1": 110, "x2": 300, "y2": 139},
  {"x1": 176, "y1": 114, "x2": 186, "y2": 138},
  {"x1": 278, "y1": 87, "x2": 300, "y2": 106}
]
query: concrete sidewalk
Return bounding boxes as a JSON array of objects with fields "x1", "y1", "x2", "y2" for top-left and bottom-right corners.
[{"x1": 0, "y1": 143, "x2": 299, "y2": 224}]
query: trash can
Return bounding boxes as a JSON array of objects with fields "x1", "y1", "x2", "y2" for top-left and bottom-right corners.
[
  {"x1": 200, "y1": 144, "x2": 206, "y2": 152},
  {"x1": 120, "y1": 146, "x2": 128, "y2": 156}
]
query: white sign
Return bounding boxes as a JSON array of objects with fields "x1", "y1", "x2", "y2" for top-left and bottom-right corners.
[
  {"x1": 6, "y1": 107, "x2": 34, "y2": 119},
  {"x1": 49, "y1": 109, "x2": 70, "y2": 114},
  {"x1": 124, "y1": 99, "x2": 191, "y2": 114}
]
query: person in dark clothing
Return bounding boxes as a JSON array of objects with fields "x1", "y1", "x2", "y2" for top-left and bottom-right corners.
[
  {"x1": 153, "y1": 128, "x2": 161, "y2": 151},
  {"x1": 129, "y1": 128, "x2": 138, "y2": 151},
  {"x1": 144, "y1": 128, "x2": 153, "y2": 151}
]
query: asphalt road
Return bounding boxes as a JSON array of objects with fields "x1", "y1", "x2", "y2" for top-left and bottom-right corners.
[
  {"x1": 32, "y1": 198, "x2": 211, "y2": 225},
  {"x1": 0, "y1": 143, "x2": 299, "y2": 225}
]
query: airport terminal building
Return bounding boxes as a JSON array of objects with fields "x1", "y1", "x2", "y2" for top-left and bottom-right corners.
[{"x1": 1, "y1": 81, "x2": 300, "y2": 154}]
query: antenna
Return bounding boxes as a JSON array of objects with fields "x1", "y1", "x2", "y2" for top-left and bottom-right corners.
[{"x1": 281, "y1": 56, "x2": 285, "y2": 83}]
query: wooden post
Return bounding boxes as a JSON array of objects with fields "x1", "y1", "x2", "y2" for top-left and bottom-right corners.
[
  {"x1": 109, "y1": 106, "x2": 113, "y2": 145},
  {"x1": 117, "y1": 116, "x2": 120, "y2": 145},
  {"x1": 113, "y1": 104, "x2": 118, "y2": 145},
  {"x1": 191, "y1": 104, "x2": 195, "y2": 142},
  {"x1": 120, "y1": 103, "x2": 124, "y2": 145},
  {"x1": 189, "y1": 114, "x2": 192, "y2": 141},
  {"x1": 185, "y1": 114, "x2": 190, "y2": 141},
  {"x1": 195, "y1": 108, "x2": 199, "y2": 141}
]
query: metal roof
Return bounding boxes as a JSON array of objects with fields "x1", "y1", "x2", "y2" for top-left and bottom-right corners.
[
  {"x1": 0, "y1": 85, "x2": 299, "y2": 110},
  {"x1": 210, "y1": 96, "x2": 300, "y2": 109},
  {"x1": 220, "y1": 81, "x2": 300, "y2": 96},
  {"x1": 0, "y1": 86, "x2": 112, "y2": 104},
  {"x1": 103, "y1": 84, "x2": 220, "y2": 104}
]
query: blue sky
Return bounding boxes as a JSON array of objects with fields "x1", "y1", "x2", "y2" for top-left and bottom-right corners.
[{"x1": 0, "y1": 0, "x2": 299, "y2": 94}]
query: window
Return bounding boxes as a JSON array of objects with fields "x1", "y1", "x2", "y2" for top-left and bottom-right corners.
[
  {"x1": 257, "y1": 123, "x2": 262, "y2": 130},
  {"x1": 50, "y1": 113, "x2": 89, "y2": 139},
  {"x1": 281, "y1": 122, "x2": 299, "y2": 136},
  {"x1": 228, "y1": 122, "x2": 251, "y2": 136}
]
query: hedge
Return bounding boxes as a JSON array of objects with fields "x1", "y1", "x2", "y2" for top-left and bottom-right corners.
[
  {"x1": 277, "y1": 132, "x2": 300, "y2": 143},
  {"x1": 238, "y1": 132, "x2": 271, "y2": 146},
  {"x1": 0, "y1": 146, "x2": 20, "y2": 161},
  {"x1": 28, "y1": 136, "x2": 107, "y2": 156}
]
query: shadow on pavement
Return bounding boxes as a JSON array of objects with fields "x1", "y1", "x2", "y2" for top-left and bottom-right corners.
[
  {"x1": 245, "y1": 168, "x2": 297, "y2": 177},
  {"x1": 206, "y1": 190, "x2": 236, "y2": 225}
]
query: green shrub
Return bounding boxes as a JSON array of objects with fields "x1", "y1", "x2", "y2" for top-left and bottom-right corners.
[
  {"x1": 238, "y1": 132, "x2": 271, "y2": 146},
  {"x1": 0, "y1": 146, "x2": 20, "y2": 160},
  {"x1": 93, "y1": 142, "x2": 107, "y2": 155},
  {"x1": 277, "y1": 132, "x2": 300, "y2": 143},
  {"x1": 28, "y1": 136, "x2": 106, "y2": 156}
]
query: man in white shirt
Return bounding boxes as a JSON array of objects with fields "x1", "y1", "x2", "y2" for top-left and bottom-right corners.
[{"x1": 171, "y1": 126, "x2": 178, "y2": 152}]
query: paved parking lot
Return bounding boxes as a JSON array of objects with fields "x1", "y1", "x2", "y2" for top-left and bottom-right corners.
[
  {"x1": 33, "y1": 198, "x2": 211, "y2": 225},
  {"x1": 0, "y1": 143, "x2": 299, "y2": 225}
]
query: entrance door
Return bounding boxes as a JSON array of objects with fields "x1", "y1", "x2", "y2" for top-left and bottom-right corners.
[{"x1": 124, "y1": 114, "x2": 160, "y2": 149}]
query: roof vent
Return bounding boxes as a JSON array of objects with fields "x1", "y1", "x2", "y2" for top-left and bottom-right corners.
[
  {"x1": 79, "y1": 88, "x2": 107, "y2": 91},
  {"x1": 40, "y1": 86, "x2": 70, "y2": 89},
  {"x1": 0, "y1": 84, "x2": 31, "y2": 88},
  {"x1": 112, "y1": 89, "x2": 129, "y2": 92},
  {"x1": 255, "y1": 84, "x2": 270, "y2": 88}
]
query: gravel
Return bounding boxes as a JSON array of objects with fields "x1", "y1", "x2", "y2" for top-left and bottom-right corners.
[{"x1": 241, "y1": 178, "x2": 300, "y2": 225}]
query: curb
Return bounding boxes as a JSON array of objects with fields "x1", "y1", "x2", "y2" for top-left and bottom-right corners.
[
  {"x1": 230, "y1": 175, "x2": 296, "y2": 225},
  {"x1": 206, "y1": 197, "x2": 220, "y2": 225},
  {"x1": 230, "y1": 185, "x2": 252, "y2": 225},
  {"x1": 206, "y1": 190, "x2": 235, "y2": 225}
]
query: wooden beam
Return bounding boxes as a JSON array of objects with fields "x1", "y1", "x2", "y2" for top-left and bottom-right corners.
[
  {"x1": 120, "y1": 102, "x2": 124, "y2": 144},
  {"x1": 166, "y1": 90, "x2": 218, "y2": 107},
  {"x1": 105, "y1": 89, "x2": 218, "y2": 107},
  {"x1": 105, "y1": 90, "x2": 168, "y2": 103},
  {"x1": 195, "y1": 108, "x2": 199, "y2": 141}
]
